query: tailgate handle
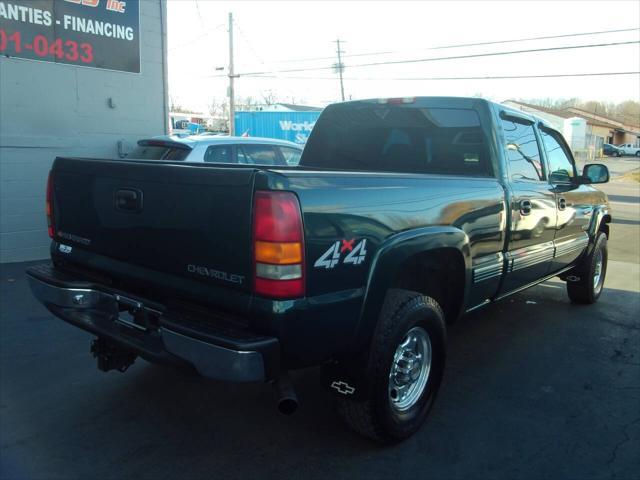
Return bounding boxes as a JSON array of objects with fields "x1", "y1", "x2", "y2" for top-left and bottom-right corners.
[{"x1": 114, "y1": 189, "x2": 143, "y2": 213}]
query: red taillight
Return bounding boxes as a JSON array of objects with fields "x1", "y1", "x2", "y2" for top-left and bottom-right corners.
[
  {"x1": 46, "y1": 171, "x2": 54, "y2": 239},
  {"x1": 253, "y1": 191, "x2": 303, "y2": 242},
  {"x1": 253, "y1": 191, "x2": 304, "y2": 298}
]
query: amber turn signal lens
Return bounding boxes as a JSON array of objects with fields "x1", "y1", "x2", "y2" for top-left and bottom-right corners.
[{"x1": 255, "y1": 241, "x2": 302, "y2": 265}]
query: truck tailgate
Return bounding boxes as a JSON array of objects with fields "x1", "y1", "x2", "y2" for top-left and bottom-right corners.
[{"x1": 51, "y1": 158, "x2": 255, "y2": 293}]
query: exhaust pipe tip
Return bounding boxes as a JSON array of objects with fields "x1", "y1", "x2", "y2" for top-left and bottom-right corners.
[
  {"x1": 277, "y1": 397, "x2": 299, "y2": 415},
  {"x1": 273, "y1": 372, "x2": 298, "y2": 415}
]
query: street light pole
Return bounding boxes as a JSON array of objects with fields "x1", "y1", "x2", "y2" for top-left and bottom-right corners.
[
  {"x1": 334, "y1": 39, "x2": 345, "y2": 102},
  {"x1": 228, "y1": 12, "x2": 236, "y2": 135}
]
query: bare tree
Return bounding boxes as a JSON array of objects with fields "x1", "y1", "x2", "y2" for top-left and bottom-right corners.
[
  {"x1": 260, "y1": 89, "x2": 279, "y2": 106},
  {"x1": 580, "y1": 100, "x2": 615, "y2": 116},
  {"x1": 169, "y1": 95, "x2": 190, "y2": 113},
  {"x1": 208, "y1": 97, "x2": 221, "y2": 118},
  {"x1": 205, "y1": 97, "x2": 229, "y2": 131},
  {"x1": 615, "y1": 100, "x2": 640, "y2": 126},
  {"x1": 235, "y1": 96, "x2": 260, "y2": 111}
]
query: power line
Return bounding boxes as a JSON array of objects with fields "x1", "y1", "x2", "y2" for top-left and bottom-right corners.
[
  {"x1": 168, "y1": 24, "x2": 226, "y2": 52},
  {"x1": 234, "y1": 18, "x2": 303, "y2": 102},
  {"x1": 193, "y1": 0, "x2": 206, "y2": 29},
  {"x1": 242, "y1": 71, "x2": 640, "y2": 81},
  {"x1": 247, "y1": 40, "x2": 640, "y2": 75},
  {"x1": 349, "y1": 40, "x2": 639, "y2": 70},
  {"x1": 409, "y1": 27, "x2": 640, "y2": 51},
  {"x1": 259, "y1": 27, "x2": 640, "y2": 65},
  {"x1": 205, "y1": 40, "x2": 639, "y2": 77}
]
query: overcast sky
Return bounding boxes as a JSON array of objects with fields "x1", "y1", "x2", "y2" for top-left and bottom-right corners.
[{"x1": 166, "y1": 0, "x2": 640, "y2": 113}]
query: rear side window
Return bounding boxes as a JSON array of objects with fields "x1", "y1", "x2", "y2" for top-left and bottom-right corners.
[
  {"x1": 237, "y1": 145, "x2": 283, "y2": 166},
  {"x1": 301, "y1": 105, "x2": 491, "y2": 176},
  {"x1": 204, "y1": 145, "x2": 232, "y2": 163},
  {"x1": 279, "y1": 146, "x2": 303, "y2": 166},
  {"x1": 501, "y1": 118, "x2": 545, "y2": 181},
  {"x1": 128, "y1": 144, "x2": 190, "y2": 161}
]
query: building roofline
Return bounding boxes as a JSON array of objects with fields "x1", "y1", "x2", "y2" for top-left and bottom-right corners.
[
  {"x1": 275, "y1": 103, "x2": 324, "y2": 112},
  {"x1": 564, "y1": 106, "x2": 640, "y2": 132},
  {"x1": 502, "y1": 100, "x2": 575, "y2": 118},
  {"x1": 503, "y1": 100, "x2": 638, "y2": 132}
]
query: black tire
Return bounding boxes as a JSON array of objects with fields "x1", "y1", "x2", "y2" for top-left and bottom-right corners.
[
  {"x1": 635, "y1": 150, "x2": 640, "y2": 157},
  {"x1": 567, "y1": 232, "x2": 608, "y2": 304},
  {"x1": 336, "y1": 289, "x2": 446, "y2": 443}
]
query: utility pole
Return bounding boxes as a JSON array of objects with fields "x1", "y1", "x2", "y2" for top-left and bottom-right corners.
[
  {"x1": 228, "y1": 12, "x2": 236, "y2": 135},
  {"x1": 334, "y1": 39, "x2": 345, "y2": 101}
]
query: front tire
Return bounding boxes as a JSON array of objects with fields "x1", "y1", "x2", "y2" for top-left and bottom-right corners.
[
  {"x1": 336, "y1": 289, "x2": 446, "y2": 443},
  {"x1": 567, "y1": 232, "x2": 608, "y2": 304}
]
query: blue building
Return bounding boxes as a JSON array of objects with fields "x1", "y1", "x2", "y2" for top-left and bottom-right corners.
[{"x1": 235, "y1": 104, "x2": 323, "y2": 145}]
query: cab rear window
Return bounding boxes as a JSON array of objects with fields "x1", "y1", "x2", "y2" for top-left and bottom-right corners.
[{"x1": 301, "y1": 105, "x2": 491, "y2": 176}]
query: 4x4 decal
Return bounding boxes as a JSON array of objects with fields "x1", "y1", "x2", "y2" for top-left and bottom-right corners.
[{"x1": 314, "y1": 239, "x2": 367, "y2": 269}]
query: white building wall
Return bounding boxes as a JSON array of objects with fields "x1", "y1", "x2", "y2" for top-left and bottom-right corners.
[
  {"x1": 0, "y1": 0, "x2": 168, "y2": 263},
  {"x1": 563, "y1": 117, "x2": 587, "y2": 151}
]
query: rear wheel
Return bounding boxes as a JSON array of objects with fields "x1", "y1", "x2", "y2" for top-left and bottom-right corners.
[
  {"x1": 335, "y1": 289, "x2": 446, "y2": 443},
  {"x1": 635, "y1": 150, "x2": 640, "y2": 157},
  {"x1": 567, "y1": 232, "x2": 608, "y2": 304}
]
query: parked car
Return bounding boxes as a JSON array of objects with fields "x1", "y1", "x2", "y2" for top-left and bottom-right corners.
[
  {"x1": 603, "y1": 143, "x2": 623, "y2": 157},
  {"x1": 28, "y1": 97, "x2": 611, "y2": 443},
  {"x1": 128, "y1": 136, "x2": 304, "y2": 166},
  {"x1": 615, "y1": 143, "x2": 640, "y2": 156}
]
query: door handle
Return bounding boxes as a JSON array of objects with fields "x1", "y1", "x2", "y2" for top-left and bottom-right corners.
[
  {"x1": 558, "y1": 197, "x2": 567, "y2": 211},
  {"x1": 519, "y1": 199, "x2": 532, "y2": 216}
]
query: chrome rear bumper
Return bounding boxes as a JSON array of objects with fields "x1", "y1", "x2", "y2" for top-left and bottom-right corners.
[{"x1": 27, "y1": 265, "x2": 279, "y2": 382}]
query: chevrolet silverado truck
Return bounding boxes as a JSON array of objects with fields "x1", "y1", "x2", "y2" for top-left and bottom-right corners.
[{"x1": 28, "y1": 97, "x2": 612, "y2": 443}]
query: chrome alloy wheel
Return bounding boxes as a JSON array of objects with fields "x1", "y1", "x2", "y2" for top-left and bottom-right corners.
[
  {"x1": 593, "y1": 249, "x2": 604, "y2": 294},
  {"x1": 388, "y1": 326, "x2": 432, "y2": 412}
]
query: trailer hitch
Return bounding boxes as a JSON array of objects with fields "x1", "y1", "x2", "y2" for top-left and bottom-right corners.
[{"x1": 90, "y1": 338, "x2": 137, "y2": 373}]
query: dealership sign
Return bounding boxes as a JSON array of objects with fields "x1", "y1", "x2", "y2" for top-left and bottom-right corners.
[{"x1": 0, "y1": 0, "x2": 140, "y2": 73}]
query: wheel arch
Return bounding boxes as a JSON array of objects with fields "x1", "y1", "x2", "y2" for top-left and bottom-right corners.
[
  {"x1": 581, "y1": 205, "x2": 611, "y2": 259},
  {"x1": 599, "y1": 213, "x2": 611, "y2": 238},
  {"x1": 590, "y1": 205, "x2": 611, "y2": 240},
  {"x1": 352, "y1": 226, "x2": 471, "y2": 352}
]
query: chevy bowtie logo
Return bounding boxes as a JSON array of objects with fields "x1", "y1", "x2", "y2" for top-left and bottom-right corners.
[{"x1": 330, "y1": 381, "x2": 355, "y2": 395}]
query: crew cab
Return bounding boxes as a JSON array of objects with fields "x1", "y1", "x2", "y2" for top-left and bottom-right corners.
[{"x1": 28, "y1": 97, "x2": 611, "y2": 443}]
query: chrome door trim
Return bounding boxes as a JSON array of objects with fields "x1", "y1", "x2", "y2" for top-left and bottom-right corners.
[
  {"x1": 473, "y1": 253, "x2": 504, "y2": 283},
  {"x1": 506, "y1": 241, "x2": 555, "y2": 272},
  {"x1": 554, "y1": 233, "x2": 589, "y2": 258}
]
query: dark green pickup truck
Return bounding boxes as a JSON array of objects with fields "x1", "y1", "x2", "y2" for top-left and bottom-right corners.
[{"x1": 28, "y1": 97, "x2": 612, "y2": 443}]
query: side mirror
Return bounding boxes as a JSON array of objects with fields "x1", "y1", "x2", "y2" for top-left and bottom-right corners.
[{"x1": 582, "y1": 163, "x2": 610, "y2": 184}]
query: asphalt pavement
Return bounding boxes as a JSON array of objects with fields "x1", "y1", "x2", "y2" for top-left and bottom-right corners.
[{"x1": 1, "y1": 162, "x2": 639, "y2": 480}]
